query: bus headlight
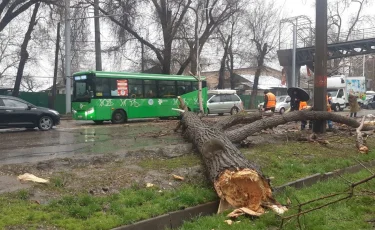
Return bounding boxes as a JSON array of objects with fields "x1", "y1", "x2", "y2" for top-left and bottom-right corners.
[{"x1": 86, "y1": 108, "x2": 95, "y2": 115}]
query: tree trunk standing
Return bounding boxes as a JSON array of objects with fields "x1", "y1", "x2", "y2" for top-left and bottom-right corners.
[
  {"x1": 179, "y1": 111, "x2": 285, "y2": 215},
  {"x1": 249, "y1": 43, "x2": 267, "y2": 109},
  {"x1": 218, "y1": 36, "x2": 231, "y2": 89},
  {"x1": 12, "y1": 3, "x2": 40, "y2": 97},
  {"x1": 161, "y1": 6, "x2": 172, "y2": 74},
  {"x1": 227, "y1": 40, "x2": 235, "y2": 89}
]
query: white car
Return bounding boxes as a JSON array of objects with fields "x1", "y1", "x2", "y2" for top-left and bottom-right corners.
[
  {"x1": 207, "y1": 90, "x2": 243, "y2": 115},
  {"x1": 258, "y1": 95, "x2": 291, "y2": 114}
]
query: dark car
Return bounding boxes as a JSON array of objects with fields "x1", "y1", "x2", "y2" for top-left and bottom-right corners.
[
  {"x1": 366, "y1": 95, "x2": 375, "y2": 109},
  {"x1": 0, "y1": 95, "x2": 60, "y2": 130}
]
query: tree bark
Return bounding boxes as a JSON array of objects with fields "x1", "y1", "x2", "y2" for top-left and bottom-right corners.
[
  {"x1": 179, "y1": 111, "x2": 285, "y2": 215},
  {"x1": 249, "y1": 43, "x2": 267, "y2": 109},
  {"x1": 12, "y1": 2, "x2": 40, "y2": 97},
  {"x1": 213, "y1": 112, "x2": 262, "y2": 131},
  {"x1": 356, "y1": 116, "x2": 369, "y2": 154},
  {"x1": 218, "y1": 36, "x2": 231, "y2": 89}
]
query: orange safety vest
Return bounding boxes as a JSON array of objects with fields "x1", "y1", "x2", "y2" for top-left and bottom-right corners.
[
  {"x1": 299, "y1": 101, "x2": 308, "y2": 110},
  {"x1": 326, "y1": 95, "x2": 332, "y2": 112},
  {"x1": 266, "y1": 92, "x2": 276, "y2": 108}
]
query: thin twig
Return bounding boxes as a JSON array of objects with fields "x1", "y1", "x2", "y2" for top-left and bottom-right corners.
[
  {"x1": 353, "y1": 158, "x2": 375, "y2": 174},
  {"x1": 338, "y1": 175, "x2": 353, "y2": 185},
  {"x1": 280, "y1": 173, "x2": 375, "y2": 228}
]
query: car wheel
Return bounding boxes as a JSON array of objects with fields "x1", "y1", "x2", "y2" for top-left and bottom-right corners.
[
  {"x1": 333, "y1": 104, "x2": 340, "y2": 112},
  {"x1": 94, "y1": 120, "x2": 104, "y2": 125},
  {"x1": 279, "y1": 107, "x2": 285, "y2": 114},
  {"x1": 218, "y1": 113, "x2": 224, "y2": 116},
  {"x1": 368, "y1": 104, "x2": 373, "y2": 110},
  {"x1": 230, "y1": 107, "x2": 239, "y2": 115},
  {"x1": 111, "y1": 110, "x2": 126, "y2": 124},
  {"x1": 38, "y1": 116, "x2": 53, "y2": 131}
]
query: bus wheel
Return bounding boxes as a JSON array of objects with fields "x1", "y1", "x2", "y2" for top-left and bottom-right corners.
[
  {"x1": 112, "y1": 110, "x2": 126, "y2": 124},
  {"x1": 94, "y1": 120, "x2": 104, "y2": 125}
]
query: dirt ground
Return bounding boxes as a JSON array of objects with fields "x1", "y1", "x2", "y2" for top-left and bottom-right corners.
[{"x1": 0, "y1": 114, "x2": 373, "y2": 205}]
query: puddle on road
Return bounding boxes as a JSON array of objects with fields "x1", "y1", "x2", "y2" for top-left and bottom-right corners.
[{"x1": 0, "y1": 121, "x2": 184, "y2": 165}]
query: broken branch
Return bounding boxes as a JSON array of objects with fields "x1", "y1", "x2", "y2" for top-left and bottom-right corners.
[
  {"x1": 226, "y1": 111, "x2": 361, "y2": 143},
  {"x1": 356, "y1": 116, "x2": 369, "y2": 154}
]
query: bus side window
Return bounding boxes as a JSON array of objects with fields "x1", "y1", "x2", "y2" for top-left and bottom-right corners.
[
  {"x1": 177, "y1": 81, "x2": 192, "y2": 95},
  {"x1": 144, "y1": 80, "x2": 157, "y2": 98},
  {"x1": 158, "y1": 80, "x2": 176, "y2": 98},
  {"x1": 95, "y1": 78, "x2": 110, "y2": 97},
  {"x1": 110, "y1": 79, "x2": 119, "y2": 97},
  {"x1": 192, "y1": 82, "x2": 198, "y2": 91},
  {"x1": 128, "y1": 79, "x2": 143, "y2": 98}
]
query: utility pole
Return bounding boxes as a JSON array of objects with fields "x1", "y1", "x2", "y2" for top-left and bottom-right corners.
[
  {"x1": 94, "y1": 0, "x2": 102, "y2": 71},
  {"x1": 313, "y1": 0, "x2": 327, "y2": 133},
  {"x1": 65, "y1": 0, "x2": 71, "y2": 114},
  {"x1": 292, "y1": 20, "x2": 297, "y2": 87},
  {"x1": 52, "y1": 22, "x2": 61, "y2": 110}
]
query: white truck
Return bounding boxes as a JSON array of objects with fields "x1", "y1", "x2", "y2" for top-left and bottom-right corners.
[{"x1": 327, "y1": 75, "x2": 366, "y2": 112}]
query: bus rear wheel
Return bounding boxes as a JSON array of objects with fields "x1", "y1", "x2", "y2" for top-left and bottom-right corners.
[{"x1": 112, "y1": 110, "x2": 126, "y2": 124}]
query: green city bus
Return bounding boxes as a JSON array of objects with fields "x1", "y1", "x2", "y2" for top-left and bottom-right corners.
[{"x1": 71, "y1": 71, "x2": 207, "y2": 124}]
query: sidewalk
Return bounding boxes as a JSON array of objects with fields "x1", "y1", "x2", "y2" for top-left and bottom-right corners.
[{"x1": 60, "y1": 114, "x2": 72, "y2": 120}]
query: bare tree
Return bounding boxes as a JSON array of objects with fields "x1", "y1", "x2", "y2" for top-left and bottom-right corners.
[
  {"x1": 0, "y1": 0, "x2": 59, "y2": 33},
  {"x1": 176, "y1": 0, "x2": 242, "y2": 75},
  {"x1": 12, "y1": 2, "x2": 41, "y2": 96},
  {"x1": 20, "y1": 74, "x2": 43, "y2": 92},
  {"x1": 0, "y1": 33, "x2": 19, "y2": 80},
  {"x1": 90, "y1": 0, "x2": 192, "y2": 74},
  {"x1": 246, "y1": 0, "x2": 279, "y2": 109},
  {"x1": 327, "y1": 0, "x2": 370, "y2": 74}
]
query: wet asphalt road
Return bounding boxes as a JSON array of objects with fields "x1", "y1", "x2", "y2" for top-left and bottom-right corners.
[
  {"x1": 0, "y1": 109, "x2": 374, "y2": 165},
  {"x1": 0, "y1": 119, "x2": 169, "y2": 165}
]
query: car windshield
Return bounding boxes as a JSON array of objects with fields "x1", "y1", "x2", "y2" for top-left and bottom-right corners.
[
  {"x1": 327, "y1": 90, "x2": 338, "y2": 97},
  {"x1": 277, "y1": 96, "x2": 286, "y2": 102}
]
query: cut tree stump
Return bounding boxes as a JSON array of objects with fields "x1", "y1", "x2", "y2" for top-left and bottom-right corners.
[
  {"x1": 179, "y1": 111, "x2": 286, "y2": 216},
  {"x1": 175, "y1": 103, "x2": 369, "y2": 217}
]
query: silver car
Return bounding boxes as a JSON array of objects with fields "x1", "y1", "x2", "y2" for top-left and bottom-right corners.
[
  {"x1": 258, "y1": 95, "x2": 291, "y2": 114},
  {"x1": 207, "y1": 92, "x2": 243, "y2": 116}
]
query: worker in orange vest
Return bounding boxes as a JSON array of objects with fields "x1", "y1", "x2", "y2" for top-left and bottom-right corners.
[
  {"x1": 263, "y1": 90, "x2": 276, "y2": 112},
  {"x1": 300, "y1": 101, "x2": 312, "y2": 130},
  {"x1": 327, "y1": 93, "x2": 333, "y2": 129}
]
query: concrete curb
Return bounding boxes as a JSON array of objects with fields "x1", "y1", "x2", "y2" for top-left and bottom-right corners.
[
  {"x1": 112, "y1": 201, "x2": 219, "y2": 230},
  {"x1": 112, "y1": 159, "x2": 375, "y2": 230}
]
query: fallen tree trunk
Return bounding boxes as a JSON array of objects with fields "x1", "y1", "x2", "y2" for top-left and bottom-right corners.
[
  {"x1": 213, "y1": 111, "x2": 262, "y2": 130},
  {"x1": 226, "y1": 110, "x2": 361, "y2": 143},
  {"x1": 356, "y1": 117, "x2": 369, "y2": 154},
  {"x1": 179, "y1": 111, "x2": 286, "y2": 216}
]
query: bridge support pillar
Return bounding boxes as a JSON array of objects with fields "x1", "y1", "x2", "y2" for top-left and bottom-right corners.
[{"x1": 285, "y1": 65, "x2": 301, "y2": 87}]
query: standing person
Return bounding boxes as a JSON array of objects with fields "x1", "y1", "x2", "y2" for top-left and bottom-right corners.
[
  {"x1": 348, "y1": 93, "x2": 359, "y2": 117},
  {"x1": 299, "y1": 101, "x2": 312, "y2": 130},
  {"x1": 327, "y1": 93, "x2": 333, "y2": 130},
  {"x1": 263, "y1": 90, "x2": 276, "y2": 112},
  {"x1": 290, "y1": 90, "x2": 301, "y2": 111}
]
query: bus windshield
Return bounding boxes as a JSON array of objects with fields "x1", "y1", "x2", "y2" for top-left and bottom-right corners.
[{"x1": 73, "y1": 75, "x2": 94, "y2": 101}]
